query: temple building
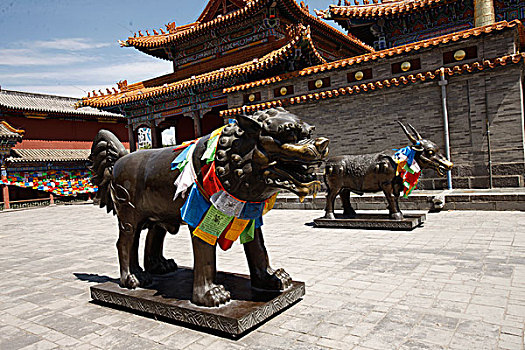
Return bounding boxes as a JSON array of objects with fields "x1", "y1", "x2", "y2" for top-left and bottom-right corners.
[
  {"x1": 316, "y1": 0, "x2": 524, "y2": 49},
  {"x1": 81, "y1": 0, "x2": 372, "y2": 151},
  {"x1": 82, "y1": 0, "x2": 525, "y2": 189},
  {"x1": 0, "y1": 89, "x2": 128, "y2": 209}
]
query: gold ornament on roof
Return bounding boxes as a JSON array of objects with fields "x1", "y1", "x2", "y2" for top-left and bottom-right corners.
[
  {"x1": 280, "y1": 87, "x2": 288, "y2": 96},
  {"x1": 248, "y1": 94, "x2": 256, "y2": 102},
  {"x1": 401, "y1": 61, "x2": 411, "y2": 72},
  {"x1": 315, "y1": 79, "x2": 323, "y2": 88},
  {"x1": 355, "y1": 71, "x2": 364, "y2": 81},
  {"x1": 454, "y1": 49, "x2": 467, "y2": 61}
]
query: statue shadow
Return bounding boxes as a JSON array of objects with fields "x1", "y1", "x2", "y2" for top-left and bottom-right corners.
[
  {"x1": 74, "y1": 273, "x2": 118, "y2": 284},
  {"x1": 148, "y1": 268, "x2": 282, "y2": 303},
  {"x1": 74, "y1": 269, "x2": 279, "y2": 303}
]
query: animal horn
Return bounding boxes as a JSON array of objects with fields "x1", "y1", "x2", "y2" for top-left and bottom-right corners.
[
  {"x1": 408, "y1": 123, "x2": 422, "y2": 140},
  {"x1": 397, "y1": 121, "x2": 418, "y2": 144}
]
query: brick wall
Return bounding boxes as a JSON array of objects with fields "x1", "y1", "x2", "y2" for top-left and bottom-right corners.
[{"x1": 226, "y1": 25, "x2": 525, "y2": 188}]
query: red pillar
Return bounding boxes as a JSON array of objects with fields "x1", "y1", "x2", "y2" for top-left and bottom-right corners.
[
  {"x1": 193, "y1": 111, "x2": 202, "y2": 138},
  {"x1": 128, "y1": 124, "x2": 137, "y2": 152},
  {"x1": 1, "y1": 168, "x2": 9, "y2": 210},
  {"x1": 150, "y1": 124, "x2": 163, "y2": 149}
]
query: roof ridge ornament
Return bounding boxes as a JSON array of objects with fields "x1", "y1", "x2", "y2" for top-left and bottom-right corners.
[
  {"x1": 166, "y1": 22, "x2": 177, "y2": 33},
  {"x1": 117, "y1": 80, "x2": 129, "y2": 92}
]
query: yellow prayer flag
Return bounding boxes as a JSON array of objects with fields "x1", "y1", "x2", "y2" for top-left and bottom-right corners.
[
  {"x1": 225, "y1": 217, "x2": 250, "y2": 241},
  {"x1": 210, "y1": 125, "x2": 226, "y2": 140},
  {"x1": 263, "y1": 192, "x2": 278, "y2": 215},
  {"x1": 193, "y1": 228, "x2": 218, "y2": 245}
]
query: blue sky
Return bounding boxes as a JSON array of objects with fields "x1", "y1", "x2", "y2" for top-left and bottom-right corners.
[{"x1": 0, "y1": 0, "x2": 341, "y2": 98}]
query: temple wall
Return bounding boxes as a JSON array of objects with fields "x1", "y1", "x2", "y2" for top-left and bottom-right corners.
[
  {"x1": 227, "y1": 27, "x2": 525, "y2": 189},
  {"x1": 281, "y1": 66, "x2": 524, "y2": 189},
  {"x1": 2, "y1": 113, "x2": 129, "y2": 142}
]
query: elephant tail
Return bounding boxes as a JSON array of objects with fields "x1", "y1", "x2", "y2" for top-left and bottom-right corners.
[{"x1": 89, "y1": 130, "x2": 128, "y2": 214}]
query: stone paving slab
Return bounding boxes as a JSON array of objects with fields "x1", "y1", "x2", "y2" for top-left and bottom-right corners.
[{"x1": 0, "y1": 205, "x2": 524, "y2": 349}]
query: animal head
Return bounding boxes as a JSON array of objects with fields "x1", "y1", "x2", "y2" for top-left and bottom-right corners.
[
  {"x1": 398, "y1": 121, "x2": 453, "y2": 176},
  {"x1": 215, "y1": 108, "x2": 329, "y2": 202}
]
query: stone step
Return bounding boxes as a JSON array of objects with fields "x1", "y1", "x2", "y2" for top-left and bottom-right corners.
[{"x1": 274, "y1": 189, "x2": 525, "y2": 211}]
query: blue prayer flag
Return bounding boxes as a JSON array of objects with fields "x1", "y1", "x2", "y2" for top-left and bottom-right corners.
[
  {"x1": 180, "y1": 184, "x2": 211, "y2": 228},
  {"x1": 240, "y1": 201, "x2": 265, "y2": 220}
]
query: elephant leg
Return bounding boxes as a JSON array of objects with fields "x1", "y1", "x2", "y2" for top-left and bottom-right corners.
[
  {"x1": 190, "y1": 232, "x2": 230, "y2": 307},
  {"x1": 324, "y1": 185, "x2": 340, "y2": 219},
  {"x1": 116, "y1": 220, "x2": 151, "y2": 288},
  {"x1": 340, "y1": 189, "x2": 357, "y2": 218},
  {"x1": 144, "y1": 225, "x2": 177, "y2": 275},
  {"x1": 243, "y1": 228, "x2": 292, "y2": 291},
  {"x1": 382, "y1": 183, "x2": 403, "y2": 220}
]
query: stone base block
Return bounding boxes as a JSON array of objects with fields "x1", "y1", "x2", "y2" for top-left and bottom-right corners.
[
  {"x1": 313, "y1": 213, "x2": 426, "y2": 230},
  {"x1": 90, "y1": 268, "x2": 304, "y2": 336}
]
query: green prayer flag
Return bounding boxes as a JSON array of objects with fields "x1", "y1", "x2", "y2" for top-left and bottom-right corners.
[
  {"x1": 403, "y1": 163, "x2": 415, "y2": 174},
  {"x1": 198, "y1": 205, "x2": 233, "y2": 237},
  {"x1": 239, "y1": 220, "x2": 255, "y2": 244},
  {"x1": 201, "y1": 135, "x2": 219, "y2": 164},
  {"x1": 176, "y1": 159, "x2": 189, "y2": 172}
]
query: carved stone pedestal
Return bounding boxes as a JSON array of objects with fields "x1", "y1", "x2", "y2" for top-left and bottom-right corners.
[
  {"x1": 314, "y1": 213, "x2": 426, "y2": 230},
  {"x1": 90, "y1": 268, "x2": 304, "y2": 336}
]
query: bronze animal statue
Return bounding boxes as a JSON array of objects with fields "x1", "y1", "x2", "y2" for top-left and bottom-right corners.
[
  {"x1": 323, "y1": 122, "x2": 453, "y2": 220},
  {"x1": 89, "y1": 107, "x2": 329, "y2": 307}
]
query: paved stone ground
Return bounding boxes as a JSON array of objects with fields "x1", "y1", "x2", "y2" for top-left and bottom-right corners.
[{"x1": 1, "y1": 205, "x2": 524, "y2": 350}]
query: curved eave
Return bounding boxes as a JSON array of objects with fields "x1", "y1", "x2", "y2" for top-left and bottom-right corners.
[
  {"x1": 124, "y1": 1, "x2": 264, "y2": 51},
  {"x1": 225, "y1": 20, "x2": 523, "y2": 93},
  {"x1": 124, "y1": 0, "x2": 373, "y2": 56},
  {"x1": 0, "y1": 105, "x2": 125, "y2": 120},
  {"x1": 326, "y1": 0, "x2": 458, "y2": 20},
  {"x1": 279, "y1": 0, "x2": 374, "y2": 53},
  {"x1": 83, "y1": 28, "x2": 324, "y2": 109}
]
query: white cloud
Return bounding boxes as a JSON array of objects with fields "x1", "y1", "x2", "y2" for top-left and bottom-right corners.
[
  {"x1": 2, "y1": 59, "x2": 172, "y2": 98},
  {"x1": 0, "y1": 37, "x2": 171, "y2": 98},
  {"x1": 31, "y1": 38, "x2": 111, "y2": 51},
  {"x1": 0, "y1": 60, "x2": 171, "y2": 86},
  {"x1": 2, "y1": 85, "x2": 96, "y2": 98},
  {"x1": 0, "y1": 48, "x2": 89, "y2": 66},
  {"x1": 0, "y1": 38, "x2": 112, "y2": 67}
]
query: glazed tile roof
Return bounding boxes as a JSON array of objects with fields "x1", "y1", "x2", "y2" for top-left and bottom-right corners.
[
  {"x1": 16, "y1": 140, "x2": 97, "y2": 150},
  {"x1": 316, "y1": 0, "x2": 458, "y2": 20},
  {"x1": 221, "y1": 51, "x2": 525, "y2": 117},
  {"x1": 197, "y1": 0, "x2": 250, "y2": 23},
  {"x1": 0, "y1": 90, "x2": 124, "y2": 119},
  {"x1": 225, "y1": 20, "x2": 524, "y2": 93},
  {"x1": 123, "y1": 0, "x2": 372, "y2": 56},
  {"x1": 7, "y1": 149, "x2": 90, "y2": 163},
  {"x1": 0, "y1": 121, "x2": 24, "y2": 141},
  {"x1": 83, "y1": 25, "x2": 327, "y2": 108}
]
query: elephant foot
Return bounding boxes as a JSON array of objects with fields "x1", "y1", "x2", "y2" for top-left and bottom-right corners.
[
  {"x1": 324, "y1": 212, "x2": 336, "y2": 220},
  {"x1": 192, "y1": 284, "x2": 231, "y2": 307},
  {"x1": 145, "y1": 256, "x2": 178, "y2": 275},
  {"x1": 120, "y1": 270, "x2": 152, "y2": 289},
  {"x1": 251, "y1": 268, "x2": 292, "y2": 291},
  {"x1": 390, "y1": 212, "x2": 404, "y2": 221}
]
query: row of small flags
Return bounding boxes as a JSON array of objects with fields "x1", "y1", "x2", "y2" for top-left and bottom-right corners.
[{"x1": 1, "y1": 170, "x2": 98, "y2": 196}]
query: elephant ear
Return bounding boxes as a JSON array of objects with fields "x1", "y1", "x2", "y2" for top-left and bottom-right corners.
[{"x1": 236, "y1": 114, "x2": 262, "y2": 137}]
